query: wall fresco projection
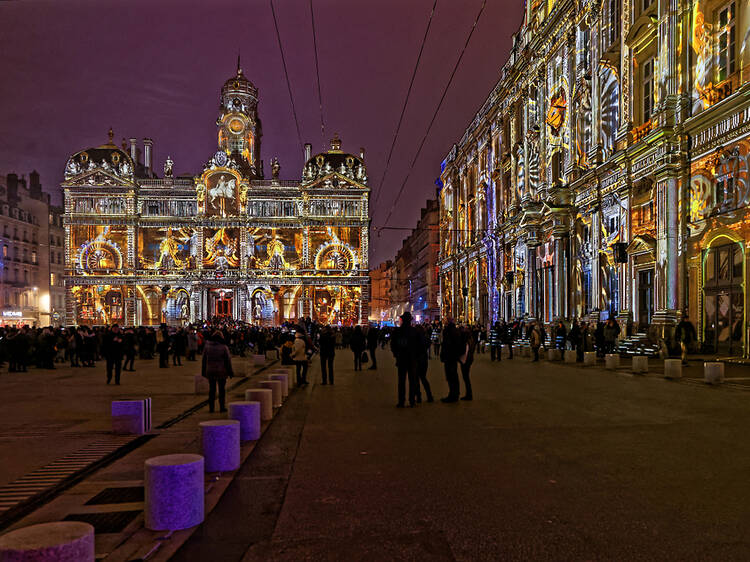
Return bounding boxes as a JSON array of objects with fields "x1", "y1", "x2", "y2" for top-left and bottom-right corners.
[
  {"x1": 72, "y1": 285, "x2": 125, "y2": 325},
  {"x1": 203, "y1": 228, "x2": 239, "y2": 270},
  {"x1": 246, "y1": 228, "x2": 302, "y2": 271},
  {"x1": 71, "y1": 226, "x2": 128, "y2": 274},
  {"x1": 138, "y1": 227, "x2": 198, "y2": 270},
  {"x1": 309, "y1": 226, "x2": 361, "y2": 274}
]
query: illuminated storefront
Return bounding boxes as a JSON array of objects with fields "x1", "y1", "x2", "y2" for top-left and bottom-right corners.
[
  {"x1": 438, "y1": 0, "x2": 749, "y2": 356},
  {"x1": 63, "y1": 66, "x2": 370, "y2": 326}
]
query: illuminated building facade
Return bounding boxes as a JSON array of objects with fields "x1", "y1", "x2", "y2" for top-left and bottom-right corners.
[
  {"x1": 438, "y1": 0, "x2": 750, "y2": 355},
  {"x1": 63, "y1": 66, "x2": 370, "y2": 326}
]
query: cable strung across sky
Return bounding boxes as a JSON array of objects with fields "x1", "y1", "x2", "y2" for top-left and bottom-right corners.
[
  {"x1": 379, "y1": 0, "x2": 487, "y2": 231},
  {"x1": 371, "y1": 0, "x2": 439, "y2": 218}
]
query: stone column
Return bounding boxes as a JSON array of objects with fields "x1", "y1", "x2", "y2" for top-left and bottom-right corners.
[{"x1": 591, "y1": 211, "x2": 601, "y2": 312}]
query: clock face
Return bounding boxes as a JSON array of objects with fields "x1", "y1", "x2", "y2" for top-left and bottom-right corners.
[{"x1": 228, "y1": 117, "x2": 245, "y2": 134}]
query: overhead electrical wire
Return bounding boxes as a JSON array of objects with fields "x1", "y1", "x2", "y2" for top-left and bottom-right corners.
[
  {"x1": 309, "y1": 0, "x2": 325, "y2": 150},
  {"x1": 379, "y1": 0, "x2": 487, "y2": 230},
  {"x1": 371, "y1": 0, "x2": 439, "y2": 216},
  {"x1": 270, "y1": 0, "x2": 304, "y2": 153}
]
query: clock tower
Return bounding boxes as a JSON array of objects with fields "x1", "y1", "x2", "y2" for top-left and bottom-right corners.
[{"x1": 217, "y1": 57, "x2": 263, "y2": 178}]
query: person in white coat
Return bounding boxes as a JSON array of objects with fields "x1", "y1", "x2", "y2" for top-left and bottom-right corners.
[{"x1": 292, "y1": 329, "x2": 309, "y2": 386}]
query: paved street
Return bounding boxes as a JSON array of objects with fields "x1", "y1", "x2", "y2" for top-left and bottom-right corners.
[
  {"x1": 169, "y1": 348, "x2": 750, "y2": 561},
  {"x1": 2, "y1": 349, "x2": 750, "y2": 559}
]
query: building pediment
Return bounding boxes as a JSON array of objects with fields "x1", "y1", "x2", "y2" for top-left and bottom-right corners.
[
  {"x1": 626, "y1": 234, "x2": 656, "y2": 257},
  {"x1": 304, "y1": 172, "x2": 367, "y2": 191},
  {"x1": 62, "y1": 168, "x2": 136, "y2": 188}
]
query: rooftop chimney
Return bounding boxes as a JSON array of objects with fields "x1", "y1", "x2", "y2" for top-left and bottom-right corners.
[
  {"x1": 6, "y1": 173, "x2": 18, "y2": 204},
  {"x1": 129, "y1": 138, "x2": 137, "y2": 163},
  {"x1": 304, "y1": 143, "x2": 312, "y2": 161},
  {"x1": 143, "y1": 138, "x2": 153, "y2": 176},
  {"x1": 29, "y1": 170, "x2": 42, "y2": 199}
]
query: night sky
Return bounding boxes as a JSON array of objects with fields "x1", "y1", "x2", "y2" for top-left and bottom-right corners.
[{"x1": 0, "y1": 0, "x2": 522, "y2": 265}]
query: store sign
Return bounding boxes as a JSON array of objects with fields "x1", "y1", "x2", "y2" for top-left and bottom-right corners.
[{"x1": 2, "y1": 311, "x2": 22, "y2": 317}]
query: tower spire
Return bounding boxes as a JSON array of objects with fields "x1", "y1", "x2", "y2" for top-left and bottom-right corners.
[{"x1": 237, "y1": 51, "x2": 241, "y2": 75}]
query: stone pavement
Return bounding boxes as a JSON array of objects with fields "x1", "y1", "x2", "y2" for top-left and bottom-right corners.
[{"x1": 176, "y1": 348, "x2": 750, "y2": 561}]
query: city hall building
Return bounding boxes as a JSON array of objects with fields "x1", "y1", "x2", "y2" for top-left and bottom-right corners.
[
  {"x1": 62, "y1": 66, "x2": 370, "y2": 326},
  {"x1": 438, "y1": 0, "x2": 749, "y2": 356}
]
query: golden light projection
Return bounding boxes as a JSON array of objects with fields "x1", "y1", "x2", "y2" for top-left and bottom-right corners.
[
  {"x1": 204, "y1": 228, "x2": 239, "y2": 269},
  {"x1": 546, "y1": 88, "x2": 567, "y2": 135},
  {"x1": 64, "y1": 73, "x2": 370, "y2": 327}
]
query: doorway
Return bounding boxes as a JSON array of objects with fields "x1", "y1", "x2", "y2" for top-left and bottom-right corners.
[
  {"x1": 703, "y1": 241, "x2": 744, "y2": 356},
  {"x1": 637, "y1": 268, "x2": 654, "y2": 330},
  {"x1": 211, "y1": 290, "x2": 233, "y2": 318}
]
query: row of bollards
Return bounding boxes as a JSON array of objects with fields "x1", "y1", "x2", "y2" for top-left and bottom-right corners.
[{"x1": 0, "y1": 366, "x2": 294, "y2": 561}]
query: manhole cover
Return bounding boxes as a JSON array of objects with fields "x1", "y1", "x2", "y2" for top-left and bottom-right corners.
[
  {"x1": 85, "y1": 486, "x2": 144, "y2": 505},
  {"x1": 63, "y1": 510, "x2": 141, "y2": 534}
]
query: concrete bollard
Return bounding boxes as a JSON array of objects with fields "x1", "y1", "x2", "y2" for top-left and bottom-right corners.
[
  {"x1": 252, "y1": 354, "x2": 265, "y2": 366},
  {"x1": 245, "y1": 388, "x2": 273, "y2": 421},
  {"x1": 664, "y1": 358, "x2": 682, "y2": 379},
  {"x1": 632, "y1": 355, "x2": 649, "y2": 374},
  {"x1": 605, "y1": 354, "x2": 620, "y2": 370},
  {"x1": 144, "y1": 454, "x2": 204, "y2": 531},
  {"x1": 228, "y1": 401, "x2": 261, "y2": 441},
  {"x1": 199, "y1": 420, "x2": 241, "y2": 472},
  {"x1": 564, "y1": 350, "x2": 577, "y2": 364},
  {"x1": 704, "y1": 362, "x2": 724, "y2": 385},
  {"x1": 547, "y1": 348, "x2": 561, "y2": 361},
  {"x1": 260, "y1": 380, "x2": 283, "y2": 408},
  {"x1": 111, "y1": 399, "x2": 151, "y2": 435},
  {"x1": 194, "y1": 374, "x2": 209, "y2": 395},
  {"x1": 270, "y1": 374, "x2": 289, "y2": 398},
  {"x1": 0, "y1": 521, "x2": 95, "y2": 562},
  {"x1": 583, "y1": 351, "x2": 596, "y2": 366}
]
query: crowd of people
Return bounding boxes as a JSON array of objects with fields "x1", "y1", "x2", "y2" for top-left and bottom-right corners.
[{"x1": 0, "y1": 311, "x2": 698, "y2": 411}]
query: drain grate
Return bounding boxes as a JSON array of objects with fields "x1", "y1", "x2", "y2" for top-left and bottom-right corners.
[
  {"x1": 63, "y1": 510, "x2": 141, "y2": 534},
  {"x1": 85, "y1": 486, "x2": 144, "y2": 505}
]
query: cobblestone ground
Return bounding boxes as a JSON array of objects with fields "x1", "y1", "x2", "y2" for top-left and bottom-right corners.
[{"x1": 173, "y1": 348, "x2": 750, "y2": 561}]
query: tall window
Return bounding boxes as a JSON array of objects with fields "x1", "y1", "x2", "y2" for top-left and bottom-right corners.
[
  {"x1": 609, "y1": 0, "x2": 621, "y2": 45},
  {"x1": 643, "y1": 58, "x2": 655, "y2": 122},
  {"x1": 717, "y1": 2, "x2": 736, "y2": 82}
]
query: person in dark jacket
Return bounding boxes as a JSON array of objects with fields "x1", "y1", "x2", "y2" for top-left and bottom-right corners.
[
  {"x1": 675, "y1": 314, "x2": 697, "y2": 365},
  {"x1": 440, "y1": 318, "x2": 461, "y2": 402},
  {"x1": 367, "y1": 325, "x2": 380, "y2": 370},
  {"x1": 156, "y1": 325, "x2": 169, "y2": 368},
  {"x1": 458, "y1": 326, "x2": 475, "y2": 400},
  {"x1": 202, "y1": 331, "x2": 234, "y2": 413},
  {"x1": 489, "y1": 321, "x2": 502, "y2": 361},
  {"x1": 319, "y1": 326, "x2": 336, "y2": 385},
  {"x1": 568, "y1": 320, "x2": 583, "y2": 362},
  {"x1": 103, "y1": 324, "x2": 124, "y2": 385},
  {"x1": 413, "y1": 324, "x2": 433, "y2": 403},
  {"x1": 350, "y1": 325, "x2": 366, "y2": 371},
  {"x1": 172, "y1": 328, "x2": 186, "y2": 366},
  {"x1": 390, "y1": 311, "x2": 419, "y2": 407},
  {"x1": 123, "y1": 328, "x2": 137, "y2": 371}
]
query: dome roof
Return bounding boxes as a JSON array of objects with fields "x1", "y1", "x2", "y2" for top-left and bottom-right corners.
[
  {"x1": 302, "y1": 134, "x2": 368, "y2": 186},
  {"x1": 222, "y1": 67, "x2": 258, "y2": 100},
  {"x1": 64, "y1": 129, "x2": 135, "y2": 182}
]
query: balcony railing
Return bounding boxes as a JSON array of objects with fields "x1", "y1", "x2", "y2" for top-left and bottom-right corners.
[{"x1": 699, "y1": 65, "x2": 750, "y2": 108}]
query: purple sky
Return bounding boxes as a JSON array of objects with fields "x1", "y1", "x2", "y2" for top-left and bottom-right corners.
[{"x1": 0, "y1": 0, "x2": 522, "y2": 265}]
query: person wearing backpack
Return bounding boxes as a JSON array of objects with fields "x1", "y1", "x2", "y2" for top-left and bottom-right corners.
[{"x1": 350, "y1": 325, "x2": 366, "y2": 371}]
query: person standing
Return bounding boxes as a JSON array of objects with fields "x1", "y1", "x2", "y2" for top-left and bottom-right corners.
[
  {"x1": 350, "y1": 325, "x2": 366, "y2": 371},
  {"x1": 530, "y1": 322, "x2": 542, "y2": 361},
  {"x1": 319, "y1": 326, "x2": 336, "y2": 385},
  {"x1": 187, "y1": 327, "x2": 198, "y2": 361},
  {"x1": 103, "y1": 324, "x2": 124, "y2": 385},
  {"x1": 603, "y1": 317, "x2": 620, "y2": 354},
  {"x1": 202, "y1": 331, "x2": 234, "y2": 413},
  {"x1": 413, "y1": 323, "x2": 434, "y2": 403},
  {"x1": 390, "y1": 311, "x2": 418, "y2": 407},
  {"x1": 502, "y1": 320, "x2": 514, "y2": 359},
  {"x1": 675, "y1": 314, "x2": 696, "y2": 365},
  {"x1": 123, "y1": 327, "x2": 136, "y2": 371},
  {"x1": 439, "y1": 318, "x2": 461, "y2": 403},
  {"x1": 458, "y1": 326, "x2": 475, "y2": 401},
  {"x1": 367, "y1": 325, "x2": 379, "y2": 370},
  {"x1": 172, "y1": 328, "x2": 186, "y2": 366},
  {"x1": 489, "y1": 321, "x2": 502, "y2": 361},
  {"x1": 292, "y1": 329, "x2": 309, "y2": 386},
  {"x1": 156, "y1": 324, "x2": 169, "y2": 368}
]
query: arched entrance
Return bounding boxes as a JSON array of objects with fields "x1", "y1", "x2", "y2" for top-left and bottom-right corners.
[{"x1": 703, "y1": 236, "x2": 744, "y2": 355}]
